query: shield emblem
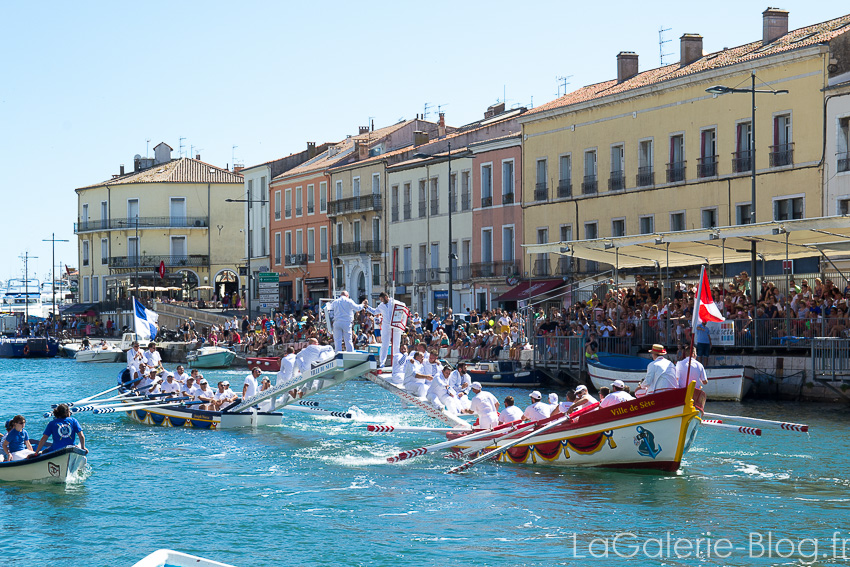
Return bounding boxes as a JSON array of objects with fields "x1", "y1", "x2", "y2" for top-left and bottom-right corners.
[{"x1": 48, "y1": 462, "x2": 61, "y2": 477}]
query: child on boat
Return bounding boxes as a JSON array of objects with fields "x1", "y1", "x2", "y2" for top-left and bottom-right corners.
[{"x1": 2, "y1": 415, "x2": 36, "y2": 461}]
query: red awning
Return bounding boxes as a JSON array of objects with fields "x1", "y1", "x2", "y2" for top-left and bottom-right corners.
[{"x1": 494, "y1": 279, "x2": 564, "y2": 302}]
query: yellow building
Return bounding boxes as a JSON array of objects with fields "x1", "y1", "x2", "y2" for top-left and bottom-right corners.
[
  {"x1": 521, "y1": 9, "x2": 850, "y2": 278},
  {"x1": 74, "y1": 143, "x2": 245, "y2": 319}
]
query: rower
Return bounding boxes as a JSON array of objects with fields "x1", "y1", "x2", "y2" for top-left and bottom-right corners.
[
  {"x1": 522, "y1": 391, "x2": 552, "y2": 422},
  {"x1": 600, "y1": 380, "x2": 635, "y2": 408},
  {"x1": 676, "y1": 347, "x2": 708, "y2": 390},
  {"x1": 213, "y1": 381, "x2": 237, "y2": 410},
  {"x1": 464, "y1": 382, "x2": 499, "y2": 429},
  {"x1": 498, "y1": 396, "x2": 524, "y2": 423},
  {"x1": 195, "y1": 379, "x2": 216, "y2": 410},
  {"x1": 402, "y1": 351, "x2": 427, "y2": 397},
  {"x1": 388, "y1": 344, "x2": 408, "y2": 386},
  {"x1": 422, "y1": 351, "x2": 443, "y2": 405},
  {"x1": 447, "y1": 362, "x2": 472, "y2": 411},
  {"x1": 181, "y1": 376, "x2": 198, "y2": 398},
  {"x1": 161, "y1": 372, "x2": 182, "y2": 397},
  {"x1": 35, "y1": 404, "x2": 87, "y2": 456},
  {"x1": 174, "y1": 365, "x2": 189, "y2": 384},
  {"x1": 144, "y1": 342, "x2": 162, "y2": 370},
  {"x1": 638, "y1": 344, "x2": 678, "y2": 396},
  {"x1": 567, "y1": 385, "x2": 598, "y2": 413}
]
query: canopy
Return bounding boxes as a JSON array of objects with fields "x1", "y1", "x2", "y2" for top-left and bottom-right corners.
[
  {"x1": 522, "y1": 216, "x2": 850, "y2": 270},
  {"x1": 495, "y1": 279, "x2": 564, "y2": 301}
]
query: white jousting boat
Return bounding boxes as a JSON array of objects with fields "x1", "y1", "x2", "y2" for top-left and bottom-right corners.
[
  {"x1": 75, "y1": 343, "x2": 123, "y2": 363},
  {"x1": 186, "y1": 345, "x2": 236, "y2": 368},
  {"x1": 0, "y1": 446, "x2": 87, "y2": 483},
  {"x1": 587, "y1": 352, "x2": 752, "y2": 401},
  {"x1": 131, "y1": 549, "x2": 236, "y2": 567}
]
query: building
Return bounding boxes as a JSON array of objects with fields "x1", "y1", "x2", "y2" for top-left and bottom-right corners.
[
  {"x1": 74, "y1": 143, "x2": 244, "y2": 320},
  {"x1": 520, "y1": 9, "x2": 850, "y2": 280}
]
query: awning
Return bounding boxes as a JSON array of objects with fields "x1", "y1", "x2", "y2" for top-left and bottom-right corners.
[
  {"x1": 495, "y1": 279, "x2": 564, "y2": 302},
  {"x1": 522, "y1": 215, "x2": 850, "y2": 270},
  {"x1": 60, "y1": 303, "x2": 100, "y2": 315}
]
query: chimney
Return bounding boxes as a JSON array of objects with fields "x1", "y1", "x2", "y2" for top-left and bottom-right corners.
[
  {"x1": 195, "y1": 154, "x2": 201, "y2": 160},
  {"x1": 233, "y1": 165, "x2": 244, "y2": 173},
  {"x1": 134, "y1": 156, "x2": 141, "y2": 171},
  {"x1": 307, "y1": 142, "x2": 316, "y2": 159},
  {"x1": 763, "y1": 8, "x2": 789, "y2": 44},
  {"x1": 438, "y1": 113, "x2": 446, "y2": 138},
  {"x1": 356, "y1": 140, "x2": 368, "y2": 161},
  {"x1": 120, "y1": 164, "x2": 125, "y2": 176},
  {"x1": 484, "y1": 102, "x2": 505, "y2": 119},
  {"x1": 414, "y1": 131, "x2": 429, "y2": 146},
  {"x1": 616, "y1": 52, "x2": 639, "y2": 83},
  {"x1": 680, "y1": 34, "x2": 703, "y2": 66},
  {"x1": 359, "y1": 126, "x2": 369, "y2": 135}
]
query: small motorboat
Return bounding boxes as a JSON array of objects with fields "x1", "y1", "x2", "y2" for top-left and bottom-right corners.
[
  {"x1": 465, "y1": 360, "x2": 544, "y2": 388},
  {"x1": 75, "y1": 342, "x2": 123, "y2": 363},
  {"x1": 247, "y1": 356, "x2": 281, "y2": 372},
  {"x1": 186, "y1": 346, "x2": 236, "y2": 369},
  {"x1": 0, "y1": 446, "x2": 87, "y2": 483},
  {"x1": 131, "y1": 549, "x2": 236, "y2": 567}
]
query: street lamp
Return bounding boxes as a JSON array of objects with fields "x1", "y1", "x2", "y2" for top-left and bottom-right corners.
[
  {"x1": 447, "y1": 141, "x2": 454, "y2": 313},
  {"x1": 706, "y1": 73, "x2": 787, "y2": 312},
  {"x1": 226, "y1": 195, "x2": 268, "y2": 319},
  {"x1": 42, "y1": 233, "x2": 69, "y2": 319}
]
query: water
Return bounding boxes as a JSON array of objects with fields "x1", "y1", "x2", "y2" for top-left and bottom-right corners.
[{"x1": 1, "y1": 358, "x2": 849, "y2": 566}]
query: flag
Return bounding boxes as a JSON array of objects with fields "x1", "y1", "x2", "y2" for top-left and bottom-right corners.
[
  {"x1": 133, "y1": 297, "x2": 159, "y2": 341},
  {"x1": 691, "y1": 266, "x2": 725, "y2": 329}
]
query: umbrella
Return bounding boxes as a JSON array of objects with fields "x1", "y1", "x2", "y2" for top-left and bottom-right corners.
[{"x1": 196, "y1": 285, "x2": 214, "y2": 290}]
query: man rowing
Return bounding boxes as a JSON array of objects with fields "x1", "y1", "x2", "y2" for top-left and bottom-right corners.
[
  {"x1": 676, "y1": 347, "x2": 708, "y2": 390},
  {"x1": 292, "y1": 338, "x2": 335, "y2": 398},
  {"x1": 464, "y1": 382, "x2": 499, "y2": 429},
  {"x1": 447, "y1": 362, "x2": 472, "y2": 411},
  {"x1": 402, "y1": 351, "x2": 429, "y2": 397},
  {"x1": 388, "y1": 344, "x2": 408, "y2": 386},
  {"x1": 600, "y1": 379, "x2": 635, "y2": 408},
  {"x1": 522, "y1": 390, "x2": 552, "y2": 422}
]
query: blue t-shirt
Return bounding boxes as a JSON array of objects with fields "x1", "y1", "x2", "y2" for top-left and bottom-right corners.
[
  {"x1": 42, "y1": 417, "x2": 82, "y2": 451},
  {"x1": 5, "y1": 428, "x2": 29, "y2": 452},
  {"x1": 695, "y1": 323, "x2": 711, "y2": 344}
]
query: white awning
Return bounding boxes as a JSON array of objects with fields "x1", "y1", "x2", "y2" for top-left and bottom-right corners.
[{"x1": 522, "y1": 216, "x2": 850, "y2": 269}]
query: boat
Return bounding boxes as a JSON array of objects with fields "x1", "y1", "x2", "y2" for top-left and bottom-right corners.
[
  {"x1": 465, "y1": 360, "x2": 544, "y2": 388},
  {"x1": 587, "y1": 352, "x2": 751, "y2": 401},
  {"x1": 59, "y1": 342, "x2": 80, "y2": 358},
  {"x1": 131, "y1": 549, "x2": 236, "y2": 567},
  {"x1": 74, "y1": 342, "x2": 124, "y2": 363},
  {"x1": 0, "y1": 336, "x2": 60, "y2": 358},
  {"x1": 186, "y1": 346, "x2": 236, "y2": 368},
  {"x1": 0, "y1": 446, "x2": 87, "y2": 483},
  {"x1": 247, "y1": 356, "x2": 281, "y2": 372},
  {"x1": 448, "y1": 382, "x2": 705, "y2": 472},
  {"x1": 2, "y1": 278, "x2": 46, "y2": 320}
]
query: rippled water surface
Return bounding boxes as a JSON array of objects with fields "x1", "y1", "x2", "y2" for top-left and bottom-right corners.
[{"x1": 1, "y1": 358, "x2": 848, "y2": 566}]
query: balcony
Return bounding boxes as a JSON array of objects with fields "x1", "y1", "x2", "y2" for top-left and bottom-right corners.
[
  {"x1": 636, "y1": 166, "x2": 654, "y2": 187},
  {"x1": 732, "y1": 149, "x2": 753, "y2": 173},
  {"x1": 697, "y1": 155, "x2": 718, "y2": 178},
  {"x1": 461, "y1": 193, "x2": 471, "y2": 211},
  {"x1": 108, "y1": 254, "x2": 209, "y2": 268},
  {"x1": 284, "y1": 253, "x2": 308, "y2": 266},
  {"x1": 666, "y1": 161, "x2": 686, "y2": 183},
  {"x1": 481, "y1": 196, "x2": 493, "y2": 208},
  {"x1": 769, "y1": 143, "x2": 794, "y2": 167},
  {"x1": 307, "y1": 202, "x2": 314, "y2": 214},
  {"x1": 430, "y1": 199, "x2": 439, "y2": 215},
  {"x1": 403, "y1": 203, "x2": 412, "y2": 220},
  {"x1": 581, "y1": 175, "x2": 597, "y2": 194},
  {"x1": 532, "y1": 258, "x2": 551, "y2": 277},
  {"x1": 471, "y1": 260, "x2": 520, "y2": 279},
  {"x1": 608, "y1": 172, "x2": 625, "y2": 191},
  {"x1": 307, "y1": 253, "x2": 315, "y2": 262},
  {"x1": 534, "y1": 182, "x2": 548, "y2": 201},
  {"x1": 415, "y1": 268, "x2": 442, "y2": 283},
  {"x1": 839, "y1": 152, "x2": 850, "y2": 173},
  {"x1": 557, "y1": 180, "x2": 572, "y2": 199},
  {"x1": 274, "y1": 208, "x2": 281, "y2": 221},
  {"x1": 556, "y1": 256, "x2": 573, "y2": 275},
  {"x1": 74, "y1": 216, "x2": 210, "y2": 234},
  {"x1": 502, "y1": 192, "x2": 514, "y2": 205},
  {"x1": 391, "y1": 206, "x2": 399, "y2": 222},
  {"x1": 327, "y1": 194, "x2": 382, "y2": 217},
  {"x1": 285, "y1": 207, "x2": 292, "y2": 218},
  {"x1": 331, "y1": 240, "x2": 382, "y2": 257},
  {"x1": 295, "y1": 206, "x2": 302, "y2": 216},
  {"x1": 397, "y1": 270, "x2": 413, "y2": 285},
  {"x1": 451, "y1": 265, "x2": 471, "y2": 281},
  {"x1": 419, "y1": 202, "x2": 426, "y2": 218}
]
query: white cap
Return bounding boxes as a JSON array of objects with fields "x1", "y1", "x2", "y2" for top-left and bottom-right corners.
[
  {"x1": 612, "y1": 380, "x2": 625, "y2": 389},
  {"x1": 529, "y1": 390, "x2": 542, "y2": 400},
  {"x1": 575, "y1": 385, "x2": 588, "y2": 393},
  {"x1": 471, "y1": 381, "x2": 482, "y2": 391},
  {"x1": 548, "y1": 393, "x2": 559, "y2": 404}
]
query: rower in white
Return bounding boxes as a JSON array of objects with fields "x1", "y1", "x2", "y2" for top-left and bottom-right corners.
[
  {"x1": 464, "y1": 382, "x2": 500, "y2": 429},
  {"x1": 328, "y1": 291, "x2": 366, "y2": 352},
  {"x1": 675, "y1": 347, "x2": 708, "y2": 390},
  {"x1": 388, "y1": 344, "x2": 408, "y2": 386},
  {"x1": 498, "y1": 396, "x2": 524, "y2": 423},
  {"x1": 402, "y1": 351, "x2": 429, "y2": 397},
  {"x1": 447, "y1": 362, "x2": 472, "y2": 411},
  {"x1": 522, "y1": 391, "x2": 552, "y2": 422},
  {"x1": 293, "y1": 338, "x2": 335, "y2": 397},
  {"x1": 639, "y1": 344, "x2": 678, "y2": 396}
]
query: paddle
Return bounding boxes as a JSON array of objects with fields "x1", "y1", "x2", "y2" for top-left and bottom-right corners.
[
  {"x1": 93, "y1": 400, "x2": 203, "y2": 414},
  {"x1": 703, "y1": 412, "x2": 808, "y2": 432},
  {"x1": 363, "y1": 371, "x2": 470, "y2": 429},
  {"x1": 367, "y1": 425, "x2": 467, "y2": 433},
  {"x1": 387, "y1": 420, "x2": 534, "y2": 464},
  {"x1": 702, "y1": 419, "x2": 761, "y2": 436},
  {"x1": 71, "y1": 396, "x2": 192, "y2": 415},
  {"x1": 280, "y1": 406, "x2": 353, "y2": 419},
  {"x1": 446, "y1": 415, "x2": 571, "y2": 474},
  {"x1": 70, "y1": 378, "x2": 140, "y2": 405}
]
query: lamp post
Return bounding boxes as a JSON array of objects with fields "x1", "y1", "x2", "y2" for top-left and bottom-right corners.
[
  {"x1": 447, "y1": 141, "x2": 454, "y2": 313},
  {"x1": 706, "y1": 73, "x2": 787, "y2": 315},
  {"x1": 226, "y1": 195, "x2": 268, "y2": 319},
  {"x1": 42, "y1": 233, "x2": 69, "y2": 319}
]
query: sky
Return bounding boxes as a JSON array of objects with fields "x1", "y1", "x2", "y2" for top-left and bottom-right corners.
[{"x1": 0, "y1": 0, "x2": 846, "y2": 283}]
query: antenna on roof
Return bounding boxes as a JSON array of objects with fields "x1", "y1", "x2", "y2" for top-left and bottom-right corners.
[
  {"x1": 556, "y1": 75, "x2": 573, "y2": 97},
  {"x1": 436, "y1": 103, "x2": 449, "y2": 115},
  {"x1": 423, "y1": 102, "x2": 432, "y2": 120},
  {"x1": 659, "y1": 26, "x2": 673, "y2": 65},
  {"x1": 145, "y1": 138, "x2": 150, "y2": 157},
  {"x1": 179, "y1": 137, "x2": 186, "y2": 158}
]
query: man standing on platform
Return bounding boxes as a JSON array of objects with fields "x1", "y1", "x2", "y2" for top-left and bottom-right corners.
[
  {"x1": 639, "y1": 344, "x2": 678, "y2": 395},
  {"x1": 328, "y1": 291, "x2": 366, "y2": 352},
  {"x1": 293, "y1": 338, "x2": 335, "y2": 397},
  {"x1": 366, "y1": 292, "x2": 408, "y2": 368}
]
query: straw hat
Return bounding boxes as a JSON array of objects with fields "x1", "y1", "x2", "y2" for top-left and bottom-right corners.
[{"x1": 649, "y1": 344, "x2": 667, "y2": 355}]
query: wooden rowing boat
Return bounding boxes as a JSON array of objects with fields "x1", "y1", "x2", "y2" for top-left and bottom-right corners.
[{"x1": 0, "y1": 446, "x2": 87, "y2": 483}]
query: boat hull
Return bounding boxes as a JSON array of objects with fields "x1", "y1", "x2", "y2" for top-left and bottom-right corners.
[
  {"x1": 126, "y1": 404, "x2": 282, "y2": 429},
  {"x1": 74, "y1": 349, "x2": 123, "y2": 363},
  {"x1": 0, "y1": 337, "x2": 59, "y2": 358},
  {"x1": 186, "y1": 348, "x2": 236, "y2": 368},
  {"x1": 132, "y1": 549, "x2": 236, "y2": 567},
  {"x1": 247, "y1": 356, "x2": 281, "y2": 372},
  {"x1": 587, "y1": 352, "x2": 751, "y2": 401},
  {"x1": 0, "y1": 446, "x2": 87, "y2": 482}
]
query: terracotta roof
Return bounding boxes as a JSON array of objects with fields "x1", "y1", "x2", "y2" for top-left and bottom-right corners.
[
  {"x1": 78, "y1": 157, "x2": 242, "y2": 190},
  {"x1": 529, "y1": 13, "x2": 850, "y2": 116}
]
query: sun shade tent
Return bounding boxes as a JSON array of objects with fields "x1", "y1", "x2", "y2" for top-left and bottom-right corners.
[
  {"x1": 495, "y1": 279, "x2": 565, "y2": 302},
  {"x1": 522, "y1": 216, "x2": 850, "y2": 270}
]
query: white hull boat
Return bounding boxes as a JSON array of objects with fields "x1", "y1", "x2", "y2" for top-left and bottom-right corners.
[
  {"x1": 186, "y1": 346, "x2": 236, "y2": 368},
  {"x1": 587, "y1": 352, "x2": 752, "y2": 401},
  {"x1": 0, "y1": 446, "x2": 87, "y2": 483},
  {"x1": 131, "y1": 549, "x2": 236, "y2": 567},
  {"x1": 75, "y1": 345, "x2": 123, "y2": 363}
]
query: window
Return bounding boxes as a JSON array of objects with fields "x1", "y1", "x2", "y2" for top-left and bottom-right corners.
[
  {"x1": 100, "y1": 201, "x2": 108, "y2": 229},
  {"x1": 667, "y1": 135, "x2": 685, "y2": 182},
  {"x1": 349, "y1": 222, "x2": 358, "y2": 248},
  {"x1": 774, "y1": 197, "x2": 803, "y2": 221},
  {"x1": 699, "y1": 128, "x2": 718, "y2": 177},
  {"x1": 582, "y1": 150, "x2": 597, "y2": 194},
  {"x1": 285, "y1": 189, "x2": 292, "y2": 218},
  {"x1": 430, "y1": 243, "x2": 439, "y2": 270},
  {"x1": 353, "y1": 177, "x2": 360, "y2": 198},
  {"x1": 609, "y1": 144, "x2": 625, "y2": 191},
  {"x1": 430, "y1": 178, "x2": 439, "y2": 215},
  {"x1": 502, "y1": 160, "x2": 514, "y2": 203},
  {"x1": 670, "y1": 212, "x2": 686, "y2": 231},
  {"x1": 82, "y1": 276, "x2": 89, "y2": 302},
  {"x1": 170, "y1": 236, "x2": 186, "y2": 260},
  {"x1": 372, "y1": 174, "x2": 380, "y2": 195},
  {"x1": 247, "y1": 180, "x2": 253, "y2": 209},
  {"x1": 127, "y1": 199, "x2": 138, "y2": 220},
  {"x1": 274, "y1": 190, "x2": 281, "y2": 221},
  {"x1": 336, "y1": 223, "x2": 343, "y2": 248},
  {"x1": 639, "y1": 215, "x2": 654, "y2": 235},
  {"x1": 558, "y1": 225, "x2": 573, "y2": 274},
  {"x1": 274, "y1": 233, "x2": 281, "y2": 265},
  {"x1": 92, "y1": 276, "x2": 98, "y2": 302},
  {"x1": 307, "y1": 228, "x2": 315, "y2": 261},
  {"x1": 502, "y1": 226, "x2": 514, "y2": 261},
  {"x1": 535, "y1": 159, "x2": 548, "y2": 200},
  {"x1": 372, "y1": 217, "x2": 380, "y2": 245},
  {"x1": 612, "y1": 218, "x2": 625, "y2": 237},
  {"x1": 637, "y1": 140, "x2": 654, "y2": 186},
  {"x1": 584, "y1": 222, "x2": 598, "y2": 240},
  {"x1": 558, "y1": 154, "x2": 572, "y2": 198},
  {"x1": 307, "y1": 184, "x2": 314, "y2": 214},
  {"x1": 81, "y1": 203, "x2": 89, "y2": 224},
  {"x1": 82, "y1": 240, "x2": 89, "y2": 266},
  {"x1": 534, "y1": 228, "x2": 549, "y2": 276},
  {"x1": 372, "y1": 262, "x2": 381, "y2": 286},
  {"x1": 735, "y1": 121, "x2": 753, "y2": 172},
  {"x1": 418, "y1": 180, "x2": 427, "y2": 217},
  {"x1": 128, "y1": 237, "x2": 139, "y2": 262},
  {"x1": 295, "y1": 187, "x2": 303, "y2": 216},
  {"x1": 320, "y1": 182, "x2": 328, "y2": 213},
  {"x1": 481, "y1": 164, "x2": 492, "y2": 206},
  {"x1": 736, "y1": 203, "x2": 753, "y2": 225},
  {"x1": 285, "y1": 231, "x2": 293, "y2": 259},
  {"x1": 702, "y1": 208, "x2": 717, "y2": 229},
  {"x1": 101, "y1": 238, "x2": 108, "y2": 265},
  {"x1": 391, "y1": 184, "x2": 399, "y2": 222},
  {"x1": 462, "y1": 239, "x2": 471, "y2": 268},
  {"x1": 418, "y1": 244, "x2": 427, "y2": 271},
  {"x1": 320, "y1": 226, "x2": 328, "y2": 261},
  {"x1": 482, "y1": 229, "x2": 493, "y2": 263},
  {"x1": 839, "y1": 117, "x2": 850, "y2": 173},
  {"x1": 403, "y1": 182, "x2": 411, "y2": 220},
  {"x1": 168, "y1": 197, "x2": 186, "y2": 227},
  {"x1": 295, "y1": 229, "x2": 303, "y2": 255},
  {"x1": 461, "y1": 171, "x2": 471, "y2": 210},
  {"x1": 336, "y1": 180, "x2": 343, "y2": 201},
  {"x1": 260, "y1": 176, "x2": 267, "y2": 202},
  {"x1": 771, "y1": 114, "x2": 793, "y2": 166},
  {"x1": 839, "y1": 199, "x2": 850, "y2": 215}
]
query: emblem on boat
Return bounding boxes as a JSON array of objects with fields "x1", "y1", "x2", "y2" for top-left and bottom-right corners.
[
  {"x1": 48, "y1": 462, "x2": 60, "y2": 477},
  {"x1": 634, "y1": 426, "x2": 662, "y2": 459}
]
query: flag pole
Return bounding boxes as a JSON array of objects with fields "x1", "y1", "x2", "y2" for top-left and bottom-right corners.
[{"x1": 685, "y1": 266, "x2": 705, "y2": 387}]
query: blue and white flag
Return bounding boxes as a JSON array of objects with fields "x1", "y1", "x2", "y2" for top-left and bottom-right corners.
[{"x1": 133, "y1": 297, "x2": 159, "y2": 341}]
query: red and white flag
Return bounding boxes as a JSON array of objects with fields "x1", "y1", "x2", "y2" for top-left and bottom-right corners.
[{"x1": 691, "y1": 266, "x2": 725, "y2": 328}]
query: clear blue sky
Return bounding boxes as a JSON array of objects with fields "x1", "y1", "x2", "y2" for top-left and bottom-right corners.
[{"x1": 0, "y1": 1, "x2": 845, "y2": 282}]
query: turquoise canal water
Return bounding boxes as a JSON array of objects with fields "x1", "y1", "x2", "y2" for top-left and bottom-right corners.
[{"x1": 1, "y1": 358, "x2": 849, "y2": 566}]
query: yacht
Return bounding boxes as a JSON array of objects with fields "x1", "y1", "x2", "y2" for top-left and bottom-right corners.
[{"x1": 2, "y1": 278, "x2": 45, "y2": 320}]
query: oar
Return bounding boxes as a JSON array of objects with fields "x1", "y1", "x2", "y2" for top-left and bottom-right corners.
[
  {"x1": 387, "y1": 420, "x2": 534, "y2": 464},
  {"x1": 446, "y1": 416, "x2": 571, "y2": 474},
  {"x1": 93, "y1": 400, "x2": 203, "y2": 414},
  {"x1": 59, "y1": 391, "x2": 173, "y2": 408},
  {"x1": 703, "y1": 412, "x2": 808, "y2": 432},
  {"x1": 68, "y1": 397, "x2": 192, "y2": 416},
  {"x1": 367, "y1": 425, "x2": 466, "y2": 433},
  {"x1": 297, "y1": 400, "x2": 320, "y2": 407},
  {"x1": 703, "y1": 419, "x2": 761, "y2": 436},
  {"x1": 71, "y1": 379, "x2": 138, "y2": 405},
  {"x1": 280, "y1": 406, "x2": 352, "y2": 419}
]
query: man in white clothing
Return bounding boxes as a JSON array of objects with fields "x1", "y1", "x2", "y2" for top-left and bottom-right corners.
[
  {"x1": 174, "y1": 365, "x2": 189, "y2": 384},
  {"x1": 600, "y1": 380, "x2": 636, "y2": 408},
  {"x1": 402, "y1": 352, "x2": 430, "y2": 397},
  {"x1": 675, "y1": 348, "x2": 708, "y2": 390},
  {"x1": 144, "y1": 342, "x2": 162, "y2": 370},
  {"x1": 388, "y1": 344, "x2": 408, "y2": 386},
  {"x1": 213, "y1": 381, "x2": 237, "y2": 410},
  {"x1": 464, "y1": 382, "x2": 500, "y2": 429},
  {"x1": 294, "y1": 338, "x2": 335, "y2": 396},
  {"x1": 499, "y1": 396, "x2": 524, "y2": 423},
  {"x1": 243, "y1": 367, "x2": 261, "y2": 400},
  {"x1": 423, "y1": 351, "x2": 446, "y2": 408},
  {"x1": 161, "y1": 373, "x2": 182, "y2": 397},
  {"x1": 328, "y1": 291, "x2": 366, "y2": 352},
  {"x1": 523, "y1": 391, "x2": 552, "y2": 421},
  {"x1": 126, "y1": 341, "x2": 144, "y2": 376},
  {"x1": 639, "y1": 344, "x2": 678, "y2": 395},
  {"x1": 366, "y1": 292, "x2": 407, "y2": 368},
  {"x1": 447, "y1": 362, "x2": 472, "y2": 411}
]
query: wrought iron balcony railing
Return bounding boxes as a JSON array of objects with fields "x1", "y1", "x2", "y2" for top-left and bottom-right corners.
[
  {"x1": 769, "y1": 143, "x2": 794, "y2": 167},
  {"x1": 697, "y1": 155, "x2": 718, "y2": 178},
  {"x1": 327, "y1": 194, "x2": 382, "y2": 217},
  {"x1": 581, "y1": 175, "x2": 597, "y2": 194},
  {"x1": 666, "y1": 161, "x2": 686, "y2": 183},
  {"x1": 534, "y1": 182, "x2": 548, "y2": 201},
  {"x1": 331, "y1": 240, "x2": 382, "y2": 257},
  {"x1": 636, "y1": 166, "x2": 654, "y2": 187},
  {"x1": 557, "y1": 180, "x2": 572, "y2": 199},
  {"x1": 608, "y1": 172, "x2": 625, "y2": 191},
  {"x1": 74, "y1": 216, "x2": 210, "y2": 234},
  {"x1": 108, "y1": 254, "x2": 209, "y2": 268},
  {"x1": 732, "y1": 149, "x2": 753, "y2": 173}
]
